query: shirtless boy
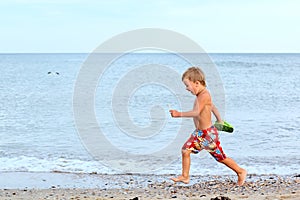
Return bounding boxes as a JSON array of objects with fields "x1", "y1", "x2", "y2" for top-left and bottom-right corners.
[{"x1": 169, "y1": 67, "x2": 247, "y2": 186}]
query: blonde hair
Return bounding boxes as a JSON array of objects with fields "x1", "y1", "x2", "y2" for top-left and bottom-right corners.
[{"x1": 182, "y1": 67, "x2": 206, "y2": 87}]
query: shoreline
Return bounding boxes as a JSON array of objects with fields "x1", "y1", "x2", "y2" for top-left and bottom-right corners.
[{"x1": 0, "y1": 172, "x2": 299, "y2": 199}]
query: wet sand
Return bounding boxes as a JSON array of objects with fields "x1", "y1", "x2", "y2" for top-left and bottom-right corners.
[{"x1": 0, "y1": 173, "x2": 299, "y2": 200}]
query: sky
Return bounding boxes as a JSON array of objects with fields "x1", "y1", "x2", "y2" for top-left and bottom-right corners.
[{"x1": 0, "y1": 0, "x2": 299, "y2": 53}]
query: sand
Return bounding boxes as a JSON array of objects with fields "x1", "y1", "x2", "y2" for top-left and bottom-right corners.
[{"x1": 0, "y1": 173, "x2": 299, "y2": 200}]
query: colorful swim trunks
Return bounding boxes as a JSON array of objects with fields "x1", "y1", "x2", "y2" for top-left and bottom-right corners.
[{"x1": 182, "y1": 126, "x2": 226, "y2": 161}]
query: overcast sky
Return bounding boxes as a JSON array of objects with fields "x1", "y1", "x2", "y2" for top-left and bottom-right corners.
[{"x1": 0, "y1": 0, "x2": 299, "y2": 53}]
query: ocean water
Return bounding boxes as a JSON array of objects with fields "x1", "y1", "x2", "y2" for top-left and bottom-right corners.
[{"x1": 0, "y1": 53, "x2": 299, "y2": 176}]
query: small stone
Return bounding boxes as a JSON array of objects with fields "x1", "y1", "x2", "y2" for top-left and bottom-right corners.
[{"x1": 221, "y1": 197, "x2": 231, "y2": 200}]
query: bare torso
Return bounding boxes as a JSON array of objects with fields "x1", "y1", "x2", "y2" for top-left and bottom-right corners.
[{"x1": 193, "y1": 90, "x2": 213, "y2": 130}]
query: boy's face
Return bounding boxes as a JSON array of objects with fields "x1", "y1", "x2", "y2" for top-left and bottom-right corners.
[{"x1": 183, "y1": 78, "x2": 200, "y2": 95}]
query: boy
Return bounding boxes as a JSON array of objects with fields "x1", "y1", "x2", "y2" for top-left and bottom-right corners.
[{"x1": 169, "y1": 67, "x2": 247, "y2": 186}]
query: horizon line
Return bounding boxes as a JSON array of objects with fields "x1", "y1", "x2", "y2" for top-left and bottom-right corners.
[{"x1": 0, "y1": 52, "x2": 299, "y2": 54}]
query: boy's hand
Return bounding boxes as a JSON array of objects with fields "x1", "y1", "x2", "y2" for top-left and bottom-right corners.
[
  {"x1": 169, "y1": 110, "x2": 181, "y2": 117},
  {"x1": 215, "y1": 120, "x2": 224, "y2": 124}
]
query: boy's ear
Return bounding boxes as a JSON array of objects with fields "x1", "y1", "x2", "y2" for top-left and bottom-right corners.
[{"x1": 195, "y1": 80, "x2": 201, "y2": 86}]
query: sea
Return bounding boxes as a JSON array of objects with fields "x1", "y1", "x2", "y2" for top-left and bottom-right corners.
[{"x1": 0, "y1": 53, "x2": 299, "y2": 177}]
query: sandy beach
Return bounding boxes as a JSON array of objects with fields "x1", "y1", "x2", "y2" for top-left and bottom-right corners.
[{"x1": 0, "y1": 173, "x2": 299, "y2": 200}]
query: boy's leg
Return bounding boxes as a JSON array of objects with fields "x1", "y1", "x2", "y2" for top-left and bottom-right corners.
[
  {"x1": 172, "y1": 131, "x2": 201, "y2": 184},
  {"x1": 204, "y1": 127, "x2": 247, "y2": 186},
  {"x1": 171, "y1": 149, "x2": 191, "y2": 184},
  {"x1": 219, "y1": 157, "x2": 247, "y2": 186}
]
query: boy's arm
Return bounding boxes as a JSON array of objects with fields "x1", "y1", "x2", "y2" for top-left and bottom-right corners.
[
  {"x1": 169, "y1": 94, "x2": 207, "y2": 118},
  {"x1": 169, "y1": 109, "x2": 199, "y2": 118},
  {"x1": 211, "y1": 104, "x2": 223, "y2": 122}
]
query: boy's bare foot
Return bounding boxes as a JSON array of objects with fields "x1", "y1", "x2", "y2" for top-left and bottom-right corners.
[
  {"x1": 237, "y1": 169, "x2": 247, "y2": 186},
  {"x1": 171, "y1": 175, "x2": 190, "y2": 184}
]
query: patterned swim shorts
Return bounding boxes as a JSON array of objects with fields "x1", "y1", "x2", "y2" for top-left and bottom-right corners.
[{"x1": 182, "y1": 126, "x2": 226, "y2": 161}]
